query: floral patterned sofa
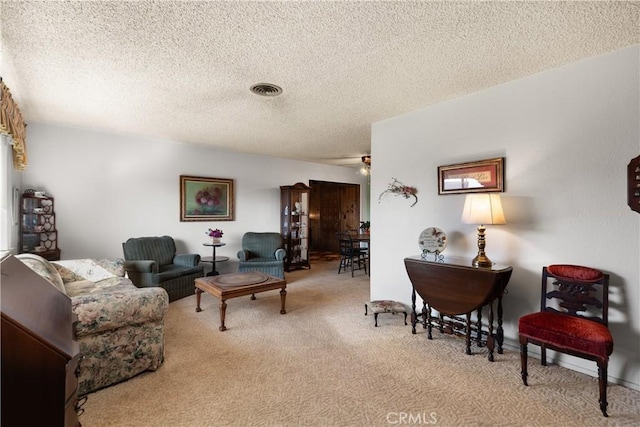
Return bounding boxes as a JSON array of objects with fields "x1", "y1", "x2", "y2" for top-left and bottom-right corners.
[{"x1": 16, "y1": 254, "x2": 169, "y2": 396}]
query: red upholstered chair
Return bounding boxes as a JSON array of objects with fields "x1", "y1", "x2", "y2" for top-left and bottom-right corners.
[{"x1": 518, "y1": 265, "x2": 613, "y2": 417}]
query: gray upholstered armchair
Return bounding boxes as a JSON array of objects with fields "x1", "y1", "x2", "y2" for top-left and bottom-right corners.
[
  {"x1": 122, "y1": 235, "x2": 204, "y2": 301},
  {"x1": 237, "y1": 232, "x2": 286, "y2": 279}
]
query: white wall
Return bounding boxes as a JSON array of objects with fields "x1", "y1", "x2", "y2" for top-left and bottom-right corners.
[
  {"x1": 371, "y1": 45, "x2": 640, "y2": 389},
  {"x1": 21, "y1": 123, "x2": 368, "y2": 274}
]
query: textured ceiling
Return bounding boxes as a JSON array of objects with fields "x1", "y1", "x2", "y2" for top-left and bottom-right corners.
[{"x1": 1, "y1": 1, "x2": 638, "y2": 166}]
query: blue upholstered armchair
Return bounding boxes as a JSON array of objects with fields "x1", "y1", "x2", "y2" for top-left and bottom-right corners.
[
  {"x1": 237, "y1": 232, "x2": 286, "y2": 279},
  {"x1": 122, "y1": 236, "x2": 204, "y2": 302}
]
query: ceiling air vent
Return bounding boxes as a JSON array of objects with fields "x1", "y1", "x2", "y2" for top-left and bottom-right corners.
[{"x1": 250, "y1": 83, "x2": 283, "y2": 97}]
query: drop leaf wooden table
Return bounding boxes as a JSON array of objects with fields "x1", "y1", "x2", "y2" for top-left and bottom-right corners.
[{"x1": 404, "y1": 255, "x2": 512, "y2": 361}]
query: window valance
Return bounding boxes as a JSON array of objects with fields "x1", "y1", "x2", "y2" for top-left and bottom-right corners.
[{"x1": 0, "y1": 78, "x2": 27, "y2": 171}]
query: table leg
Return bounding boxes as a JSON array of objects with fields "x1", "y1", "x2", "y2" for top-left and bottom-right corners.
[
  {"x1": 279, "y1": 287, "x2": 287, "y2": 314},
  {"x1": 426, "y1": 304, "x2": 433, "y2": 340},
  {"x1": 465, "y1": 312, "x2": 472, "y2": 355},
  {"x1": 219, "y1": 299, "x2": 227, "y2": 331},
  {"x1": 195, "y1": 287, "x2": 203, "y2": 312},
  {"x1": 476, "y1": 307, "x2": 483, "y2": 347},
  {"x1": 207, "y1": 245, "x2": 220, "y2": 276},
  {"x1": 497, "y1": 296, "x2": 504, "y2": 354},
  {"x1": 422, "y1": 302, "x2": 427, "y2": 329},
  {"x1": 411, "y1": 289, "x2": 417, "y2": 334},
  {"x1": 487, "y1": 302, "x2": 495, "y2": 362}
]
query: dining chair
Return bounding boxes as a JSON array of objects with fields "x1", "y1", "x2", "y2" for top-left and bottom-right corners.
[
  {"x1": 336, "y1": 232, "x2": 367, "y2": 277},
  {"x1": 518, "y1": 264, "x2": 613, "y2": 417}
]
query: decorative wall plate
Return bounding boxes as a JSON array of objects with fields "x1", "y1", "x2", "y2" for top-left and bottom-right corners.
[{"x1": 418, "y1": 227, "x2": 447, "y2": 253}]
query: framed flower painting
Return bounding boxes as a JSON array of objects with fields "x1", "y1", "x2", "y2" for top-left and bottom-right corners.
[{"x1": 180, "y1": 175, "x2": 234, "y2": 221}]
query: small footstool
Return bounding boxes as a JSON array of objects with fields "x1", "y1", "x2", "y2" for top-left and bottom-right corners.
[{"x1": 364, "y1": 300, "x2": 408, "y2": 327}]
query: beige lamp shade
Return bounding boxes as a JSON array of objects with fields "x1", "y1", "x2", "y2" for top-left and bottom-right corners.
[
  {"x1": 461, "y1": 193, "x2": 505, "y2": 268},
  {"x1": 461, "y1": 193, "x2": 506, "y2": 225}
]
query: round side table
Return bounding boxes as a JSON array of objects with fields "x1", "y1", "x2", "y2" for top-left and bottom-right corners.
[{"x1": 202, "y1": 242, "x2": 227, "y2": 276}]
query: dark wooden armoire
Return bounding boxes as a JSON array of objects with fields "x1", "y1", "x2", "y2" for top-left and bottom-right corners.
[{"x1": 309, "y1": 180, "x2": 360, "y2": 253}]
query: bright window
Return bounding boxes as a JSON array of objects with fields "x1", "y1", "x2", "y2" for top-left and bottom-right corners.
[{"x1": 1, "y1": 134, "x2": 17, "y2": 253}]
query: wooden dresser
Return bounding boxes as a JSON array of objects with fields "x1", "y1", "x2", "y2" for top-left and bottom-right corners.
[{"x1": 1, "y1": 254, "x2": 81, "y2": 427}]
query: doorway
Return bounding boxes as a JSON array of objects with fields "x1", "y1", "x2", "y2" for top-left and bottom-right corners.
[{"x1": 309, "y1": 180, "x2": 360, "y2": 253}]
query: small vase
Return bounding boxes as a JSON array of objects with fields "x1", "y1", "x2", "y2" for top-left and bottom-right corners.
[{"x1": 211, "y1": 237, "x2": 221, "y2": 244}]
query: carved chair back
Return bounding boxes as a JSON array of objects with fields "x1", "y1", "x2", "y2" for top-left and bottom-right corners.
[{"x1": 541, "y1": 264, "x2": 609, "y2": 326}]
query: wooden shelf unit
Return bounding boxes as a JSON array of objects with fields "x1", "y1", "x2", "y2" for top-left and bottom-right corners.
[
  {"x1": 19, "y1": 193, "x2": 61, "y2": 260},
  {"x1": 280, "y1": 183, "x2": 311, "y2": 271}
]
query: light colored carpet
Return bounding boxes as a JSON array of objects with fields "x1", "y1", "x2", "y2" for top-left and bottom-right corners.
[{"x1": 81, "y1": 260, "x2": 640, "y2": 426}]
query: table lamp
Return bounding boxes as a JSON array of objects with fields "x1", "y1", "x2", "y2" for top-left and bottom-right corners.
[{"x1": 461, "y1": 193, "x2": 506, "y2": 268}]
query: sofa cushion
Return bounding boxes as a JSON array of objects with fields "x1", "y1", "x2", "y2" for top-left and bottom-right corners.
[
  {"x1": 95, "y1": 258, "x2": 126, "y2": 277},
  {"x1": 156, "y1": 264, "x2": 202, "y2": 282},
  {"x1": 16, "y1": 253, "x2": 67, "y2": 295},
  {"x1": 95, "y1": 276, "x2": 126, "y2": 289},
  {"x1": 65, "y1": 276, "x2": 136, "y2": 298},
  {"x1": 54, "y1": 259, "x2": 117, "y2": 282},
  {"x1": 64, "y1": 279, "x2": 99, "y2": 298},
  {"x1": 72, "y1": 287, "x2": 168, "y2": 337},
  {"x1": 53, "y1": 263, "x2": 85, "y2": 283},
  {"x1": 242, "y1": 257, "x2": 281, "y2": 264}
]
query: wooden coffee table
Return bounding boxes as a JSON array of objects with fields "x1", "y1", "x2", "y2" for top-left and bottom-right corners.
[{"x1": 195, "y1": 271, "x2": 287, "y2": 331}]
